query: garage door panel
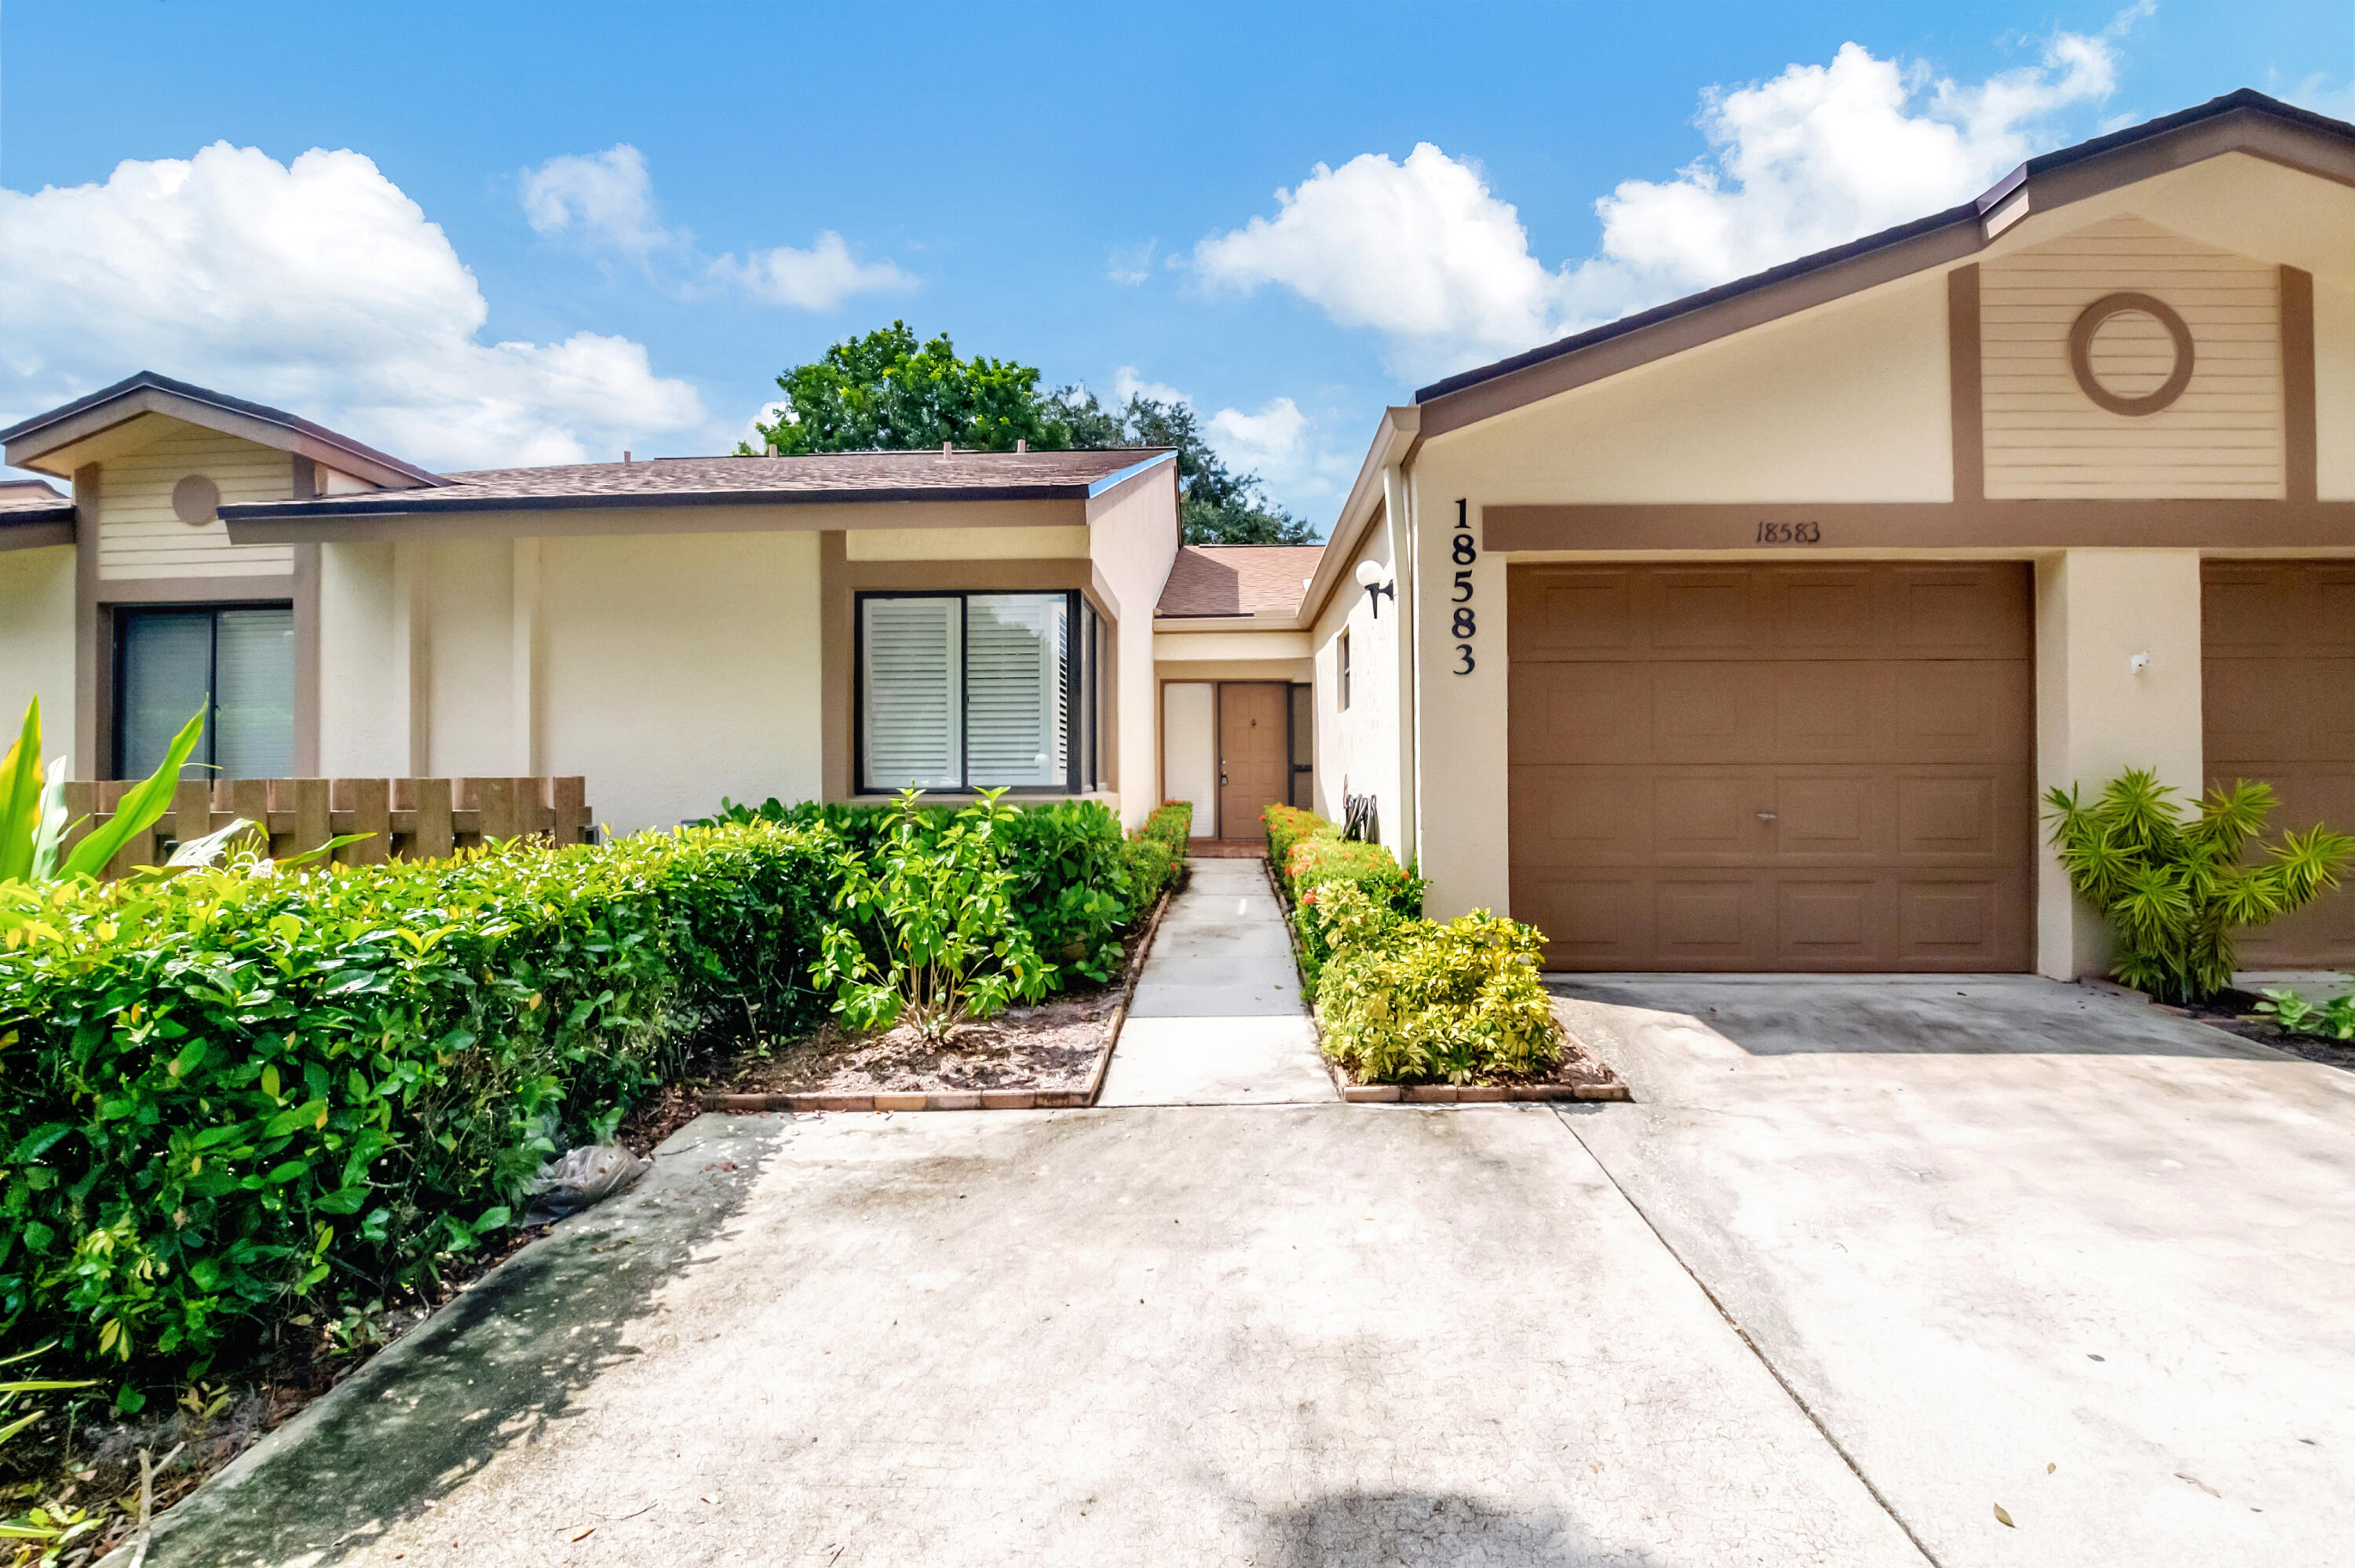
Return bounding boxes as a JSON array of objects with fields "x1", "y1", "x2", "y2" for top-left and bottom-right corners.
[
  {"x1": 1512, "y1": 873, "x2": 1656, "y2": 966},
  {"x1": 1509, "y1": 766, "x2": 1656, "y2": 869},
  {"x1": 2203, "y1": 657, "x2": 2355, "y2": 762},
  {"x1": 2203, "y1": 561, "x2": 2355, "y2": 968},
  {"x1": 1651, "y1": 570, "x2": 1759, "y2": 651},
  {"x1": 1510, "y1": 663, "x2": 1651, "y2": 764},
  {"x1": 1510, "y1": 561, "x2": 2033, "y2": 972},
  {"x1": 1892, "y1": 565, "x2": 2032, "y2": 655},
  {"x1": 1656, "y1": 878, "x2": 1769, "y2": 965},
  {"x1": 1894, "y1": 662, "x2": 2032, "y2": 761},
  {"x1": 1654, "y1": 665, "x2": 1773, "y2": 760},
  {"x1": 1510, "y1": 569, "x2": 1634, "y2": 658},
  {"x1": 1774, "y1": 663, "x2": 1893, "y2": 759}
]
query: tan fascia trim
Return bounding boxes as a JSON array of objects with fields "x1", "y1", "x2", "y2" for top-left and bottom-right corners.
[
  {"x1": 1410, "y1": 103, "x2": 2355, "y2": 442},
  {"x1": 1298, "y1": 406, "x2": 1419, "y2": 626},
  {"x1": 1152, "y1": 610, "x2": 1302, "y2": 634},
  {"x1": 5, "y1": 387, "x2": 436, "y2": 490},
  {"x1": 1081, "y1": 451, "x2": 1181, "y2": 523},
  {"x1": 227, "y1": 496, "x2": 1090, "y2": 545}
]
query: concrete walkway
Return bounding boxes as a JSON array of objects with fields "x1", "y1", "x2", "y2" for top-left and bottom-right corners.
[{"x1": 1095, "y1": 857, "x2": 1333, "y2": 1107}]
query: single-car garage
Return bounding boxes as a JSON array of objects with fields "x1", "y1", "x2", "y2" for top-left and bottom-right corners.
[
  {"x1": 2203, "y1": 560, "x2": 2355, "y2": 968},
  {"x1": 1507, "y1": 563, "x2": 2036, "y2": 972}
]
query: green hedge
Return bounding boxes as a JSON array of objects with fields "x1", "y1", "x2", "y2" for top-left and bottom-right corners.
[
  {"x1": 1123, "y1": 801, "x2": 1192, "y2": 909},
  {"x1": 698, "y1": 797, "x2": 1143, "y2": 983},
  {"x1": 1261, "y1": 805, "x2": 1426, "y2": 975},
  {"x1": 0, "y1": 820, "x2": 833, "y2": 1394}
]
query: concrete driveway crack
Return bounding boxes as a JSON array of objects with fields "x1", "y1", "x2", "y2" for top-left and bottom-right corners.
[{"x1": 1550, "y1": 1105, "x2": 1948, "y2": 1568}]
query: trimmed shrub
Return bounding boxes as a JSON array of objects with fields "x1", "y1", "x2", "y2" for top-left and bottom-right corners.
[
  {"x1": 1123, "y1": 801, "x2": 1191, "y2": 910},
  {"x1": 0, "y1": 820, "x2": 833, "y2": 1393},
  {"x1": 1305, "y1": 881, "x2": 1565, "y2": 1085},
  {"x1": 1261, "y1": 805, "x2": 1426, "y2": 975},
  {"x1": 697, "y1": 796, "x2": 1141, "y2": 985}
]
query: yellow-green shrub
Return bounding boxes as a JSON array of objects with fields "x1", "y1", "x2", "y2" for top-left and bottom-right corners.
[{"x1": 1306, "y1": 882, "x2": 1564, "y2": 1085}]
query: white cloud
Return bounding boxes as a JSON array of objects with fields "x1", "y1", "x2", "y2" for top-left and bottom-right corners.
[
  {"x1": 1112, "y1": 366, "x2": 1189, "y2": 407},
  {"x1": 1107, "y1": 369, "x2": 1351, "y2": 514},
  {"x1": 520, "y1": 144, "x2": 677, "y2": 262},
  {"x1": 707, "y1": 232, "x2": 913, "y2": 312},
  {"x1": 524, "y1": 142, "x2": 910, "y2": 312},
  {"x1": 0, "y1": 142, "x2": 707, "y2": 470},
  {"x1": 1194, "y1": 25, "x2": 2129, "y2": 377},
  {"x1": 1107, "y1": 239, "x2": 1158, "y2": 286}
]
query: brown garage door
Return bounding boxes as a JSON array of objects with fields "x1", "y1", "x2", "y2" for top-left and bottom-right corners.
[
  {"x1": 2202, "y1": 560, "x2": 2355, "y2": 968},
  {"x1": 1508, "y1": 563, "x2": 2036, "y2": 972}
]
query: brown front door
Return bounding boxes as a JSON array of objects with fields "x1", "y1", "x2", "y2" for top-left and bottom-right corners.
[
  {"x1": 2203, "y1": 560, "x2": 2355, "y2": 967},
  {"x1": 1218, "y1": 683, "x2": 1290, "y2": 840},
  {"x1": 1507, "y1": 563, "x2": 2036, "y2": 972}
]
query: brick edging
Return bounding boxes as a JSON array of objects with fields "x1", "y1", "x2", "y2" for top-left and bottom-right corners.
[
  {"x1": 699, "y1": 881, "x2": 1177, "y2": 1115},
  {"x1": 1338, "y1": 1082, "x2": 1630, "y2": 1103}
]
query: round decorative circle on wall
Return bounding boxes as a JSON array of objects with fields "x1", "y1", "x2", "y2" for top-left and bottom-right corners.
[
  {"x1": 2068, "y1": 292, "x2": 2194, "y2": 416},
  {"x1": 171, "y1": 474, "x2": 222, "y2": 524}
]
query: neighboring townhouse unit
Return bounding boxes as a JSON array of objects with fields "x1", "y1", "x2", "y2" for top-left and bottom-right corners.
[
  {"x1": 1312, "y1": 89, "x2": 2355, "y2": 977},
  {"x1": 0, "y1": 372, "x2": 1181, "y2": 833}
]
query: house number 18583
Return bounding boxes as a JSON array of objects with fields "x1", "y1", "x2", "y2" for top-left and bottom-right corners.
[{"x1": 1451, "y1": 498, "x2": 1477, "y2": 674}]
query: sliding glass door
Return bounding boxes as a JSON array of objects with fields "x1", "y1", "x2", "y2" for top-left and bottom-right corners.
[{"x1": 115, "y1": 603, "x2": 295, "y2": 779}]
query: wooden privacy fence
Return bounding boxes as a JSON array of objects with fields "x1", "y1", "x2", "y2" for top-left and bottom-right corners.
[{"x1": 58, "y1": 777, "x2": 593, "y2": 881}]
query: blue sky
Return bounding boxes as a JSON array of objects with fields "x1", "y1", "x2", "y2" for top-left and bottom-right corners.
[{"x1": 3, "y1": 1, "x2": 2350, "y2": 531}]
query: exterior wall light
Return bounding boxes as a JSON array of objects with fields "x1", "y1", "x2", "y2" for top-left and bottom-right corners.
[{"x1": 1354, "y1": 559, "x2": 1396, "y2": 618}]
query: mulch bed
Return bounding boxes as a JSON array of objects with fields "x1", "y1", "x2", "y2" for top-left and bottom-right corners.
[
  {"x1": 700, "y1": 883, "x2": 1174, "y2": 1114},
  {"x1": 1323, "y1": 1037, "x2": 1628, "y2": 1104},
  {"x1": 2127, "y1": 983, "x2": 2355, "y2": 1074}
]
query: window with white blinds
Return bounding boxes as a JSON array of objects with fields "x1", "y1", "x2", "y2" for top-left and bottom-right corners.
[
  {"x1": 861, "y1": 597, "x2": 963, "y2": 790},
  {"x1": 858, "y1": 591, "x2": 1091, "y2": 793},
  {"x1": 115, "y1": 603, "x2": 294, "y2": 780}
]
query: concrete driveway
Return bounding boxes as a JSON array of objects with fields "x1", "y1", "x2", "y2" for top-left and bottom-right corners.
[
  {"x1": 145, "y1": 1104, "x2": 1920, "y2": 1567},
  {"x1": 1554, "y1": 974, "x2": 2355, "y2": 1568}
]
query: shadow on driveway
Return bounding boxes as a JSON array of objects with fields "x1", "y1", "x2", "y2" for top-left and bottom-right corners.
[{"x1": 141, "y1": 1118, "x2": 778, "y2": 1567}]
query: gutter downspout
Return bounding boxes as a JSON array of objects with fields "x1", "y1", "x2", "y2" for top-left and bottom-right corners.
[{"x1": 1382, "y1": 458, "x2": 1418, "y2": 870}]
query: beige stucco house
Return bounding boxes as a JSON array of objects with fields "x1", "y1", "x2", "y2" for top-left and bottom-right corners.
[
  {"x1": 1305, "y1": 88, "x2": 2355, "y2": 977},
  {"x1": 0, "y1": 374, "x2": 1215, "y2": 835}
]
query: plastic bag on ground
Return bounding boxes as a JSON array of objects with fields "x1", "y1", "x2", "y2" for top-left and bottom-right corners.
[{"x1": 524, "y1": 1143, "x2": 652, "y2": 1226}]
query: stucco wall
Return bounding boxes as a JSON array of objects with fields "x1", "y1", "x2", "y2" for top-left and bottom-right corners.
[
  {"x1": 0, "y1": 546, "x2": 77, "y2": 767},
  {"x1": 539, "y1": 531, "x2": 823, "y2": 832},
  {"x1": 1308, "y1": 516, "x2": 1402, "y2": 848},
  {"x1": 2033, "y1": 549, "x2": 2207, "y2": 979},
  {"x1": 1433, "y1": 272, "x2": 1955, "y2": 505},
  {"x1": 424, "y1": 540, "x2": 520, "y2": 778},
  {"x1": 1161, "y1": 682, "x2": 1216, "y2": 837},
  {"x1": 1086, "y1": 469, "x2": 1181, "y2": 828},
  {"x1": 846, "y1": 525, "x2": 1088, "y2": 560},
  {"x1": 318, "y1": 542, "x2": 406, "y2": 776}
]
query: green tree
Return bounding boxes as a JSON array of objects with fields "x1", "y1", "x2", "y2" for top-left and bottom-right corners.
[
  {"x1": 746, "y1": 322, "x2": 1072, "y2": 455},
  {"x1": 743, "y1": 322, "x2": 1319, "y2": 545},
  {"x1": 1053, "y1": 386, "x2": 1317, "y2": 545}
]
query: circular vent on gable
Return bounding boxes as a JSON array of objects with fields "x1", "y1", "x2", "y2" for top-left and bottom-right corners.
[
  {"x1": 172, "y1": 474, "x2": 222, "y2": 524},
  {"x1": 2068, "y1": 293, "x2": 2194, "y2": 417}
]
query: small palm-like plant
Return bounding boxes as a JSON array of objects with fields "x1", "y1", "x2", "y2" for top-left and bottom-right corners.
[
  {"x1": 2045, "y1": 768, "x2": 2354, "y2": 1004},
  {"x1": 0, "y1": 696, "x2": 206, "y2": 885}
]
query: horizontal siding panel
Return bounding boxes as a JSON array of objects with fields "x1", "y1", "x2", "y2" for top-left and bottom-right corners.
[
  {"x1": 98, "y1": 425, "x2": 299, "y2": 582},
  {"x1": 1982, "y1": 216, "x2": 2283, "y2": 501}
]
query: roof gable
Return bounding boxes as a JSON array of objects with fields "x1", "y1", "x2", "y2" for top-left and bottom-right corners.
[
  {"x1": 1411, "y1": 89, "x2": 2355, "y2": 439},
  {"x1": 0, "y1": 370, "x2": 441, "y2": 488}
]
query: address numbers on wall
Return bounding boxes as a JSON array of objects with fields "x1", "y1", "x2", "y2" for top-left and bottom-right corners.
[{"x1": 1451, "y1": 499, "x2": 1477, "y2": 674}]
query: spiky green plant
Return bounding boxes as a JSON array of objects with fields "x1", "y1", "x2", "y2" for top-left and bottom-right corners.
[
  {"x1": 2045, "y1": 768, "x2": 2354, "y2": 1003},
  {"x1": 0, "y1": 696, "x2": 204, "y2": 886}
]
